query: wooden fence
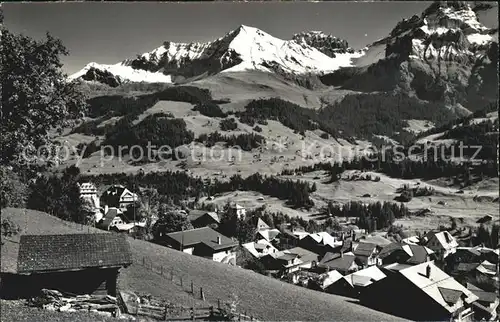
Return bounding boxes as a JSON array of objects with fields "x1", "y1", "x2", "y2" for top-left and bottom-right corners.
[{"x1": 136, "y1": 256, "x2": 258, "y2": 321}]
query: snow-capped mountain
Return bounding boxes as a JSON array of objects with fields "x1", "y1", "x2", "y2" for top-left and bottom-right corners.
[
  {"x1": 69, "y1": 25, "x2": 362, "y2": 86},
  {"x1": 321, "y1": 1, "x2": 498, "y2": 112}
]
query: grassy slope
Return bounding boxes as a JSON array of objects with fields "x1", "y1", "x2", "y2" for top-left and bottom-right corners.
[{"x1": 1, "y1": 208, "x2": 406, "y2": 321}]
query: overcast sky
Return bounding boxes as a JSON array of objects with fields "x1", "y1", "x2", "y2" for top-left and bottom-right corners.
[{"x1": 4, "y1": 2, "x2": 431, "y2": 75}]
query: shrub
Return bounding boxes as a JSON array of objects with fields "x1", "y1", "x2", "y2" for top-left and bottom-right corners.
[
  {"x1": 193, "y1": 102, "x2": 226, "y2": 118},
  {"x1": 220, "y1": 118, "x2": 238, "y2": 131},
  {"x1": 253, "y1": 125, "x2": 263, "y2": 133}
]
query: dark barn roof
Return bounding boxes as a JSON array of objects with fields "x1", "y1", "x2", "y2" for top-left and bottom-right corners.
[{"x1": 17, "y1": 233, "x2": 132, "y2": 274}]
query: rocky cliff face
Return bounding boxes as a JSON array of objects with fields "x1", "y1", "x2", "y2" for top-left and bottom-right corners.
[
  {"x1": 320, "y1": 1, "x2": 498, "y2": 112},
  {"x1": 292, "y1": 31, "x2": 355, "y2": 58}
]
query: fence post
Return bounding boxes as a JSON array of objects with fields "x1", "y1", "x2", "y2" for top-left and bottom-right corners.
[
  {"x1": 161, "y1": 265, "x2": 164, "y2": 276},
  {"x1": 200, "y1": 287, "x2": 205, "y2": 301},
  {"x1": 164, "y1": 304, "x2": 168, "y2": 321},
  {"x1": 191, "y1": 305, "x2": 195, "y2": 321},
  {"x1": 180, "y1": 276, "x2": 183, "y2": 287},
  {"x1": 191, "y1": 281, "x2": 194, "y2": 294},
  {"x1": 217, "y1": 298, "x2": 220, "y2": 310},
  {"x1": 142, "y1": 257, "x2": 145, "y2": 266}
]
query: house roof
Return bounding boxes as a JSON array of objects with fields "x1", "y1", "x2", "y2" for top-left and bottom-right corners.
[
  {"x1": 426, "y1": 231, "x2": 459, "y2": 250},
  {"x1": 455, "y1": 262, "x2": 481, "y2": 273},
  {"x1": 476, "y1": 261, "x2": 497, "y2": 275},
  {"x1": 242, "y1": 240, "x2": 278, "y2": 258},
  {"x1": 467, "y1": 283, "x2": 499, "y2": 303},
  {"x1": 344, "y1": 266, "x2": 386, "y2": 287},
  {"x1": 256, "y1": 218, "x2": 270, "y2": 231},
  {"x1": 358, "y1": 235, "x2": 392, "y2": 247},
  {"x1": 319, "y1": 253, "x2": 357, "y2": 272},
  {"x1": 399, "y1": 262, "x2": 479, "y2": 313},
  {"x1": 438, "y1": 287, "x2": 464, "y2": 305},
  {"x1": 17, "y1": 233, "x2": 132, "y2": 273},
  {"x1": 286, "y1": 247, "x2": 320, "y2": 263},
  {"x1": 318, "y1": 270, "x2": 344, "y2": 288},
  {"x1": 99, "y1": 207, "x2": 124, "y2": 229},
  {"x1": 187, "y1": 210, "x2": 220, "y2": 224},
  {"x1": 353, "y1": 242, "x2": 377, "y2": 257},
  {"x1": 379, "y1": 243, "x2": 434, "y2": 264},
  {"x1": 257, "y1": 229, "x2": 280, "y2": 242},
  {"x1": 277, "y1": 253, "x2": 299, "y2": 261},
  {"x1": 166, "y1": 227, "x2": 237, "y2": 251}
]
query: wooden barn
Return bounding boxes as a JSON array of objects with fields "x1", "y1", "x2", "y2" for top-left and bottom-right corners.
[{"x1": 0, "y1": 233, "x2": 132, "y2": 299}]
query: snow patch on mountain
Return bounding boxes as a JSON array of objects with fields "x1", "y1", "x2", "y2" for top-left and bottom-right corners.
[{"x1": 69, "y1": 62, "x2": 173, "y2": 83}]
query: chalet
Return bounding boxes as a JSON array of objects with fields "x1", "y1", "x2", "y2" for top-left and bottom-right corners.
[
  {"x1": 467, "y1": 283, "x2": 499, "y2": 321},
  {"x1": 298, "y1": 232, "x2": 340, "y2": 256},
  {"x1": 279, "y1": 225, "x2": 308, "y2": 248},
  {"x1": 361, "y1": 262, "x2": 478, "y2": 321},
  {"x1": 78, "y1": 182, "x2": 100, "y2": 211},
  {"x1": 378, "y1": 243, "x2": 435, "y2": 266},
  {"x1": 353, "y1": 242, "x2": 380, "y2": 267},
  {"x1": 424, "y1": 231, "x2": 459, "y2": 261},
  {"x1": 162, "y1": 227, "x2": 238, "y2": 264},
  {"x1": 187, "y1": 210, "x2": 220, "y2": 228},
  {"x1": 326, "y1": 266, "x2": 386, "y2": 298},
  {"x1": 308, "y1": 270, "x2": 343, "y2": 291},
  {"x1": 316, "y1": 251, "x2": 360, "y2": 275},
  {"x1": 253, "y1": 218, "x2": 280, "y2": 242},
  {"x1": 242, "y1": 239, "x2": 279, "y2": 258},
  {"x1": 356, "y1": 234, "x2": 392, "y2": 248},
  {"x1": 0, "y1": 234, "x2": 132, "y2": 299},
  {"x1": 228, "y1": 203, "x2": 246, "y2": 220},
  {"x1": 260, "y1": 247, "x2": 319, "y2": 276},
  {"x1": 97, "y1": 207, "x2": 129, "y2": 231},
  {"x1": 100, "y1": 185, "x2": 138, "y2": 211}
]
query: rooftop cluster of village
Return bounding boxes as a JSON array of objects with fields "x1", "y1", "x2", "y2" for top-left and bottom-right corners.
[{"x1": 74, "y1": 182, "x2": 500, "y2": 321}]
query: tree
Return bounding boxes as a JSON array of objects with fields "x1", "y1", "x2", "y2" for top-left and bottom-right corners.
[
  {"x1": 27, "y1": 165, "x2": 85, "y2": 223},
  {"x1": 152, "y1": 207, "x2": 193, "y2": 240},
  {"x1": 1, "y1": 29, "x2": 87, "y2": 166},
  {"x1": 0, "y1": 165, "x2": 28, "y2": 208},
  {"x1": 1, "y1": 217, "x2": 20, "y2": 245}
]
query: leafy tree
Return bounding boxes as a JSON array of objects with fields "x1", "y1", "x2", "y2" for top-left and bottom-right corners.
[
  {"x1": 1, "y1": 29, "x2": 87, "y2": 166},
  {"x1": 1, "y1": 217, "x2": 20, "y2": 245},
  {"x1": 0, "y1": 165, "x2": 28, "y2": 208},
  {"x1": 27, "y1": 166, "x2": 85, "y2": 223},
  {"x1": 152, "y1": 206, "x2": 193, "y2": 240}
]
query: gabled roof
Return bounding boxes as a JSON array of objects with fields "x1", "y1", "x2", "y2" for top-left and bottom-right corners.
[
  {"x1": 99, "y1": 207, "x2": 125, "y2": 229},
  {"x1": 318, "y1": 270, "x2": 344, "y2": 288},
  {"x1": 256, "y1": 218, "x2": 270, "y2": 231},
  {"x1": 17, "y1": 233, "x2": 132, "y2": 273},
  {"x1": 399, "y1": 262, "x2": 478, "y2": 313},
  {"x1": 438, "y1": 287, "x2": 464, "y2": 305},
  {"x1": 257, "y1": 229, "x2": 280, "y2": 242},
  {"x1": 455, "y1": 262, "x2": 481, "y2": 273},
  {"x1": 426, "y1": 231, "x2": 459, "y2": 250},
  {"x1": 166, "y1": 227, "x2": 237, "y2": 251},
  {"x1": 407, "y1": 244, "x2": 434, "y2": 264},
  {"x1": 286, "y1": 247, "x2": 320, "y2": 263},
  {"x1": 358, "y1": 235, "x2": 392, "y2": 247},
  {"x1": 467, "y1": 283, "x2": 499, "y2": 303},
  {"x1": 353, "y1": 242, "x2": 377, "y2": 257},
  {"x1": 319, "y1": 253, "x2": 357, "y2": 272},
  {"x1": 242, "y1": 239, "x2": 278, "y2": 258},
  {"x1": 187, "y1": 210, "x2": 220, "y2": 224},
  {"x1": 344, "y1": 266, "x2": 386, "y2": 287}
]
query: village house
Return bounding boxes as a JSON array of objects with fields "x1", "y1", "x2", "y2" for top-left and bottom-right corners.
[
  {"x1": 316, "y1": 251, "x2": 360, "y2": 275},
  {"x1": 161, "y1": 227, "x2": 238, "y2": 264},
  {"x1": 260, "y1": 247, "x2": 319, "y2": 276},
  {"x1": 228, "y1": 203, "x2": 246, "y2": 220},
  {"x1": 308, "y1": 270, "x2": 344, "y2": 291},
  {"x1": 298, "y1": 232, "x2": 340, "y2": 256},
  {"x1": 0, "y1": 234, "x2": 132, "y2": 299},
  {"x1": 326, "y1": 266, "x2": 386, "y2": 298},
  {"x1": 254, "y1": 218, "x2": 280, "y2": 243},
  {"x1": 279, "y1": 224, "x2": 308, "y2": 248},
  {"x1": 78, "y1": 182, "x2": 100, "y2": 211},
  {"x1": 100, "y1": 185, "x2": 138, "y2": 211},
  {"x1": 187, "y1": 210, "x2": 220, "y2": 228},
  {"x1": 352, "y1": 242, "x2": 381, "y2": 267},
  {"x1": 424, "y1": 231, "x2": 459, "y2": 261},
  {"x1": 242, "y1": 239, "x2": 279, "y2": 258},
  {"x1": 360, "y1": 262, "x2": 478, "y2": 321},
  {"x1": 467, "y1": 283, "x2": 499, "y2": 321},
  {"x1": 378, "y1": 243, "x2": 435, "y2": 266}
]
